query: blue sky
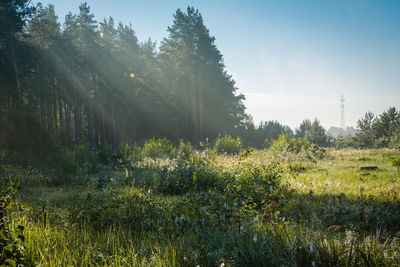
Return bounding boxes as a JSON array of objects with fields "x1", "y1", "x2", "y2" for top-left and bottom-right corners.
[{"x1": 35, "y1": 0, "x2": 400, "y2": 129}]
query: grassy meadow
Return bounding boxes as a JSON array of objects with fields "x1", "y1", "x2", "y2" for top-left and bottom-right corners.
[{"x1": 1, "y1": 145, "x2": 400, "y2": 266}]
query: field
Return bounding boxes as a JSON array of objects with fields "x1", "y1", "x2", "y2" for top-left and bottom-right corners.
[{"x1": 2, "y1": 147, "x2": 400, "y2": 266}]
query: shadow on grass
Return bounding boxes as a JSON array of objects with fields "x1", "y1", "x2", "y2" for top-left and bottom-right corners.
[{"x1": 282, "y1": 190, "x2": 400, "y2": 233}]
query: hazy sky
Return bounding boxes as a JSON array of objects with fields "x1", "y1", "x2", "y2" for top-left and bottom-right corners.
[{"x1": 36, "y1": 0, "x2": 400, "y2": 129}]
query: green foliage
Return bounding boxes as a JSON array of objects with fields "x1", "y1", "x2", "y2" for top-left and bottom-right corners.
[
  {"x1": 120, "y1": 143, "x2": 142, "y2": 163},
  {"x1": 335, "y1": 134, "x2": 356, "y2": 149},
  {"x1": 68, "y1": 189, "x2": 165, "y2": 231},
  {"x1": 270, "y1": 133, "x2": 310, "y2": 155},
  {"x1": 391, "y1": 157, "x2": 400, "y2": 173},
  {"x1": 131, "y1": 152, "x2": 220, "y2": 195},
  {"x1": 44, "y1": 145, "x2": 104, "y2": 184},
  {"x1": 3, "y1": 148, "x2": 400, "y2": 266},
  {"x1": 176, "y1": 139, "x2": 194, "y2": 162},
  {"x1": 0, "y1": 179, "x2": 27, "y2": 266},
  {"x1": 226, "y1": 162, "x2": 285, "y2": 211},
  {"x1": 1, "y1": 2, "x2": 250, "y2": 156},
  {"x1": 388, "y1": 130, "x2": 400, "y2": 149},
  {"x1": 355, "y1": 108, "x2": 400, "y2": 148},
  {"x1": 96, "y1": 144, "x2": 113, "y2": 165},
  {"x1": 296, "y1": 119, "x2": 330, "y2": 147},
  {"x1": 270, "y1": 133, "x2": 327, "y2": 163},
  {"x1": 214, "y1": 134, "x2": 243, "y2": 154},
  {"x1": 235, "y1": 118, "x2": 294, "y2": 148},
  {"x1": 142, "y1": 138, "x2": 175, "y2": 159}
]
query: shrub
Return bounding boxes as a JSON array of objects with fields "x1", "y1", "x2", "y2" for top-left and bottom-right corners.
[
  {"x1": 0, "y1": 178, "x2": 27, "y2": 266},
  {"x1": 120, "y1": 143, "x2": 142, "y2": 163},
  {"x1": 132, "y1": 152, "x2": 220, "y2": 195},
  {"x1": 388, "y1": 131, "x2": 400, "y2": 149},
  {"x1": 176, "y1": 140, "x2": 194, "y2": 162},
  {"x1": 142, "y1": 138, "x2": 175, "y2": 159},
  {"x1": 270, "y1": 133, "x2": 310, "y2": 155},
  {"x1": 46, "y1": 148, "x2": 77, "y2": 177},
  {"x1": 44, "y1": 145, "x2": 99, "y2": 184},
  {"x1": 214, "y1": 134, "x2": 243, "y2": 155},
  {"x1": 68, "y1": 189, "x2": 167, "y2": 231},
  {"x1": 96, "y1": 144, "x2": 113, "y2": 165},
  {"x1": 225, "y1": 162, "x2": 284, "y2": 209},
  {"x1": 391, "y1": 157, "x2": 400, "y2": 173},
  {"x1": 74, "y1": 145, "x2": 98, "y2": 174}
]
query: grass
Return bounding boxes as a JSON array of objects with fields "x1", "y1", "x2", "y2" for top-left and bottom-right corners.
[
  {"x1": 290, "y1": 149, "x2": 400, "y2": 198},
  {"x1": 2, "y1": 148, "x2": 400, "y2": 266}
]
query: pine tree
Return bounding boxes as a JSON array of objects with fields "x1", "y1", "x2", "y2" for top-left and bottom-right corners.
[{"x1": 159, "y1": 7, "x2": 246, "y2": 144}]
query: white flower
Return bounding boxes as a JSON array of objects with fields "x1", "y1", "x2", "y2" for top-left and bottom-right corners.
[{"x1": 253, "y1": 234, "x2": 257, "y2": 243}]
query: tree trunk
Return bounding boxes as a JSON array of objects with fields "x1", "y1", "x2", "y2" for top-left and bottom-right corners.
[
  {"x1": 51, "y1": 74, "x2": 58, "y2": 128},
  {"x1": 9, "y1": 41, "x2": 22, "y2": 108},
  {"x1": 58, "y1": 81, "x2": 63, "y2": 128},
  {"x1": 87, "y1": 57, "x2": 94, "y2": 150},
  {"x1": 111, "y1": 87, "x2": 117, "y2": 148}
]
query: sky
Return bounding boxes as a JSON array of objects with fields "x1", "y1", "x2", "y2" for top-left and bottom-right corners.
[{"x1": 35, "y1": 0, "x2": 400, "y2": 130}]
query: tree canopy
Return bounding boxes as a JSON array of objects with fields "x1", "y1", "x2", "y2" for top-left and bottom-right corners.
[{"x1": 0, "y1": 3, "x2": 250, "y2": 155}]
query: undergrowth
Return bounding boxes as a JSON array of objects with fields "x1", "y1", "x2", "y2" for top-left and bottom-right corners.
[{"x1": 1, "y1": 142, "x2": 399, "y2": 266}]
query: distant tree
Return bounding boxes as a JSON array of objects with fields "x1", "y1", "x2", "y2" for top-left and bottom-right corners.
[
  {"x1": 328, "y1": 126, "x2": 356, "y2": 137},
  {"x1": 372, "y1": 107, "x2": 399, "y2": 147},
  {"x1": 309, "y1": 119, "x2": 329, "y2": 146},
  {"x1": 295, "y1": 119, "x2": 312, "y2": 138},
  {"x1": 296, "y1": 119, "x2": 329, "y2": 146},
  {"x1": 355, "y1": 111, "x2": 376, "y2": 148}
]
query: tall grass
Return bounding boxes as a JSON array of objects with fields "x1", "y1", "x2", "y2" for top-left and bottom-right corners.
[{"x1": 2, "y1": 145, "x2": 399, "y2": 266}]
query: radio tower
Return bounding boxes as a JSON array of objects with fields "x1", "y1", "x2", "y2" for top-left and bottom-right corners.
[{"x1": 340, "y1": 95, "x2": 345, "y2": 129}]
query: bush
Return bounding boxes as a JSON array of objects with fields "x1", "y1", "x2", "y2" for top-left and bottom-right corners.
[
  {"x1": 391, "y1": 157, "x2": 400, "y2": 173},
  {"x1": 270, "y1": 133, "x2": 327, "y2": 161},
  {"x1": 131, "y1": 152, "x2": 220, "y2": 195},
  {"x1": 142, "y1": 138, "x2": 175, "y2": 159},
  {"x1": 0, "y1": 178, "x2": 27, "y2": 266},
  {"x1": 225, "y1": 162, "x2": 285, "y2": 210},
  {"x1": 176, "y1": 140, "x2": 194, "y2": 162},
  {"x1": 120, "y1": 143, "x2": 142, "y2": 163},
  {"x1": 44, "y1": 145, "x2": 99, "y2": 184},
  {"x1": 46, "y1": 148, "x2": 77, "y2": 177},
  {"x1": 96, "y1": 144, "x2": 113, "y2": 165},
  {"x1": 214, "y1": 134, "x2": 243, "y2": 155},
  {"x1": 68, "y1": 189, "x2": 167, "y2": 231},
  {"x1": 270, "y1": 133, "x2": 310, "y2": 155}
]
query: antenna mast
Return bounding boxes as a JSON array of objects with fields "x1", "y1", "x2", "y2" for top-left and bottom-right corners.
[{"x1": 340, "y1": 95, "x2": 345, "y2": 129}]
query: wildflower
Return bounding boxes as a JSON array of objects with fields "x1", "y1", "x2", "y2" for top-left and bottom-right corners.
[{"x1": 253, "y1": 233, "x2": 257, "y2": 243}]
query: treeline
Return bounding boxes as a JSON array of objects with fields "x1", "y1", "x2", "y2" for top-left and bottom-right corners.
[
  {"x1": 1, "y1": 1, "x2": 398, "y2": 158},
  {"x1": 1, "y1": 2, "x2": 251, "y2": 155},
  {"x1": 337, "y1": 107, "x2": 400, "y2": 149}
]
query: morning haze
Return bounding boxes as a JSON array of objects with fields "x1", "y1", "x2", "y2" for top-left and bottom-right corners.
[
  {"x1": 37, "y1": 0, "x2": 400, "y2": 129},
  {"x1": 1, "y1": 1, "x2": 400, "y2": 265}
]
